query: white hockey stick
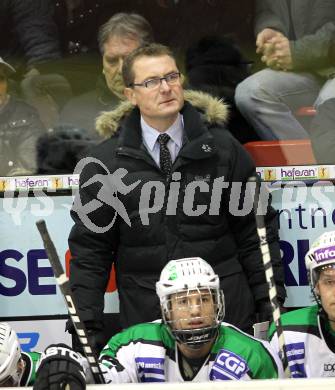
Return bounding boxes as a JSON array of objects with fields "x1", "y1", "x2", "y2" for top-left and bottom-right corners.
[
  {"x1": 248, "y1": 176, "x2": 291, "y2": 378},
  {"x1": 36, "y1": 219, "x2": 105, "y2": 384}
]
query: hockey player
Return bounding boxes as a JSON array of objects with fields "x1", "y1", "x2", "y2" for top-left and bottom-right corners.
[
  {"x1": 33, "y1": 257, "x2": 282, "y2": 386},
  {"x1": 0, "y1": 322, "x2": 86, "y2": 389},
  {"x1": 269, "y1": 230, "x2": 335, "y2": 378},
  {"x1": 0, "y1": 322, "x2": 39, "y2": 387},
  {"x1": 98, "y1": 257, "x2": 283, "y2": 382}
]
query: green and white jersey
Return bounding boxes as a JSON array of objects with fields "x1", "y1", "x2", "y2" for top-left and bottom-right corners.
[
  {"x1": 268, "y1": 305, "x2": 335, "y2": 378},
  {"x1": 99, "y1": 320, "x2": 283, "y2": 383},
  {"x1": 20, "y1": 351, "x2": 41, "y2": 386}
]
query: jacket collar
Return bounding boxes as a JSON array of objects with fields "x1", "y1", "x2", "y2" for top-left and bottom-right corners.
[{"x1": 116, "y1": 101, "x2": 217, "y2": 163}]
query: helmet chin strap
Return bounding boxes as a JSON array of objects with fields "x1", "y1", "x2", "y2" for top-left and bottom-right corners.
[{"x1": 172, "y1": 326, "x2": 218, "y2": 348}]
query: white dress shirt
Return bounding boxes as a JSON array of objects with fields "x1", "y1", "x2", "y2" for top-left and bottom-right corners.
[{"x1": 141, "y1": 114, "x2": 184, "y2": 167}]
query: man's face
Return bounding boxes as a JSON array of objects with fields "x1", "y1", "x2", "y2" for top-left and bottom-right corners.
[
  {"x1": 169, "y1": 289, "x2": 215, "y2": 331},
  {"x1": 102, "y1": 34, "x2": 140, "y2": 98},
  {"x1": 316, "y1": 268, "x2": 335, "y2": 322},
  {"x1": 124, "y1": 55, "x2": 184, "y2": 130},
  {"x1": 0, "y1": 67, "x2": 8, "y2": 107}
]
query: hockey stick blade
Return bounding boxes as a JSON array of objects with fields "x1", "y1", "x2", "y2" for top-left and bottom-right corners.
[
  {"x1": 248, "y1": 176, "x2": 291, "y2": 378},
  {"x1": 36, "y1": 219, "x2": 105, "y2": 384}
]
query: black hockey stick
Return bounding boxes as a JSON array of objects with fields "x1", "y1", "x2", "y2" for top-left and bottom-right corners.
[
  {"x1": 248, "y1": 176, "x2": 291, "y2": 378},
  {"x1": 36, "y1": 219, "x2": 105, "y2": 384}
]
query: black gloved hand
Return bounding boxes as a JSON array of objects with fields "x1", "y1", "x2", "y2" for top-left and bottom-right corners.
[
  {"x1": 66, "y1": 319, "x2": 107, "y2": 357},
  {"x1": 72, "y1": 328, "x2": 107, "y2": 357},
  {"x1": 33, "y1": 344, "x2": 86, "y2": 390},
  {"x1": 255, "y1": 299, "x2": 273, "y2": 323}
]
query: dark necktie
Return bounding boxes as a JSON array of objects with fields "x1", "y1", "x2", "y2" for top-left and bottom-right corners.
[{"x1": 158, "y1": 133, "x2": 172, "y2": 178}]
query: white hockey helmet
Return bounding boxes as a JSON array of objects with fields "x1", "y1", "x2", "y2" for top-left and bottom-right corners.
[
  {"x1": 156, "y1": 257, "x2": 224, "y2": 347},
  {"x1": 0, "y1": 323, "x2": 22, "y2": 387},
  {"x1": 305, "y1": 231, "x2": 335, "y2": 289}
]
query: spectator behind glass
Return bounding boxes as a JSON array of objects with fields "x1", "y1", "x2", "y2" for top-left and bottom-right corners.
[
  {"x1": 185, "y1": 35, "x2": 258, "y2": 144},
  {"x1": 235, "y1": 0, "x2": 335, "y2": 141},
  {"x1": 12, "y1": 0, "x2": 73, "y2": 129},
  {"x1": 309, "y1": 31, "x2": 335, "y2": 164},
  {"x1": 0, "y1": 58, "x2": 45, "y2": 177},
  {"x1": 59, "y1": 12, "x2": 154, "y2": 137}
]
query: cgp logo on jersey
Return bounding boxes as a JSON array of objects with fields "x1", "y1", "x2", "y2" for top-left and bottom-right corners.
[{"x1": 210, "y1": 349, "x2": 248, "y2": 380}]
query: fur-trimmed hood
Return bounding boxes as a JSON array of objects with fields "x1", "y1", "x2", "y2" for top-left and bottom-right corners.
[{"x1": 95, "y1": 90, "x2": 229, "y2": 138}]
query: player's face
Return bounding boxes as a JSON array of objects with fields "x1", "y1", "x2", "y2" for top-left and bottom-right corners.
[
  {"x1": 169, "y1": 289, "x2": 215, "y2": 330},
  {"x1": 124, "y1": 55, "x2": 184, "y2": 131},
  {"x1": 316, "y1": 268, "x2": 335, "y2": 324}
]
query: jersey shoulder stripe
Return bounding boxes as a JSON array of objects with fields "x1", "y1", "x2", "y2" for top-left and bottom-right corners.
[
  {"x1": 268, "y1": 305, "x2": 319, "y2": 339},
  {"x1": 101, "y1": 322, "x2": 174, "y2": 358}
]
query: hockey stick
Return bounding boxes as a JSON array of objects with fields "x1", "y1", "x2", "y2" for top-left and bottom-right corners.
[
  {"x1": 36, "y1": 219, "x2": 105, "y2": 384},
  {"x1": 248, "y1": 176, "x2": 291, "y2": 378}
]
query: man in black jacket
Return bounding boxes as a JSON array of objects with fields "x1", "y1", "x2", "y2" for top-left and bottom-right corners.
[{"x1": 69, "y1": 43, "x2": 286, "y2": 353}]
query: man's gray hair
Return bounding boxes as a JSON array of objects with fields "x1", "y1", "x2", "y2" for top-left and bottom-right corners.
[{"x1": 98, "y1": 12, "x2": 154, "y2": 54}]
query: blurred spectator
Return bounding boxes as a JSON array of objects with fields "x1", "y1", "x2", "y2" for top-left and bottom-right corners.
[
  {"x1": 0, "y1": 58, "x2": 45, "y2": 176},
  {"x1": 0, "y1": 0, "x2": 73, "y2": 129},
  {"x1": 59, "y1": 12, "x2": 154, "y2": 137},
  {"x1": 310, "y1": 98, "x2": 335, "y2": 164},
  {"x1": 36, "y1": 125, "x2": 97, "y2": 174},
  {"x1": 235, "y1": 0, "x2": 335, "y2": 140},
  {"x1": 0, "y1": 0, "x2": 62, "y2": 74},
  {"x1": 309, "y1": 32, "x2": 335, "y2": 164},
  {"x1": 21, "y1": 73, "x2": 73, "y2": 130},
  {"x1": 185, "y1": 35, "x2": 258, "y2": 144}
]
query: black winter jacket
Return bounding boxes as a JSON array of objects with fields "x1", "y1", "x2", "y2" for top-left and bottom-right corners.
[{"x1": 69, "y1": 91, "x2": 286, "y2": 332}]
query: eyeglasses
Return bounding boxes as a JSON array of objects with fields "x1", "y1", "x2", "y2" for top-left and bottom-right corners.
[{"x1": 130, "y1": 72, "x2": 181, "y2": 89}]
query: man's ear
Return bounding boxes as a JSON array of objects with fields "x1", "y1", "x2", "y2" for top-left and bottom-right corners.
[
  {"x1": 124, "y1": 87, "x2": 137, "y2": 105},
  {"x1": 314, "y1": 282, "x2": 320, "y2": 297}
]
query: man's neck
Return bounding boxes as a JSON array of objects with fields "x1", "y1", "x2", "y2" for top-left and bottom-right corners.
[{"x1": 142, "y1": 114, "x2": 179, "y2": 133}]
